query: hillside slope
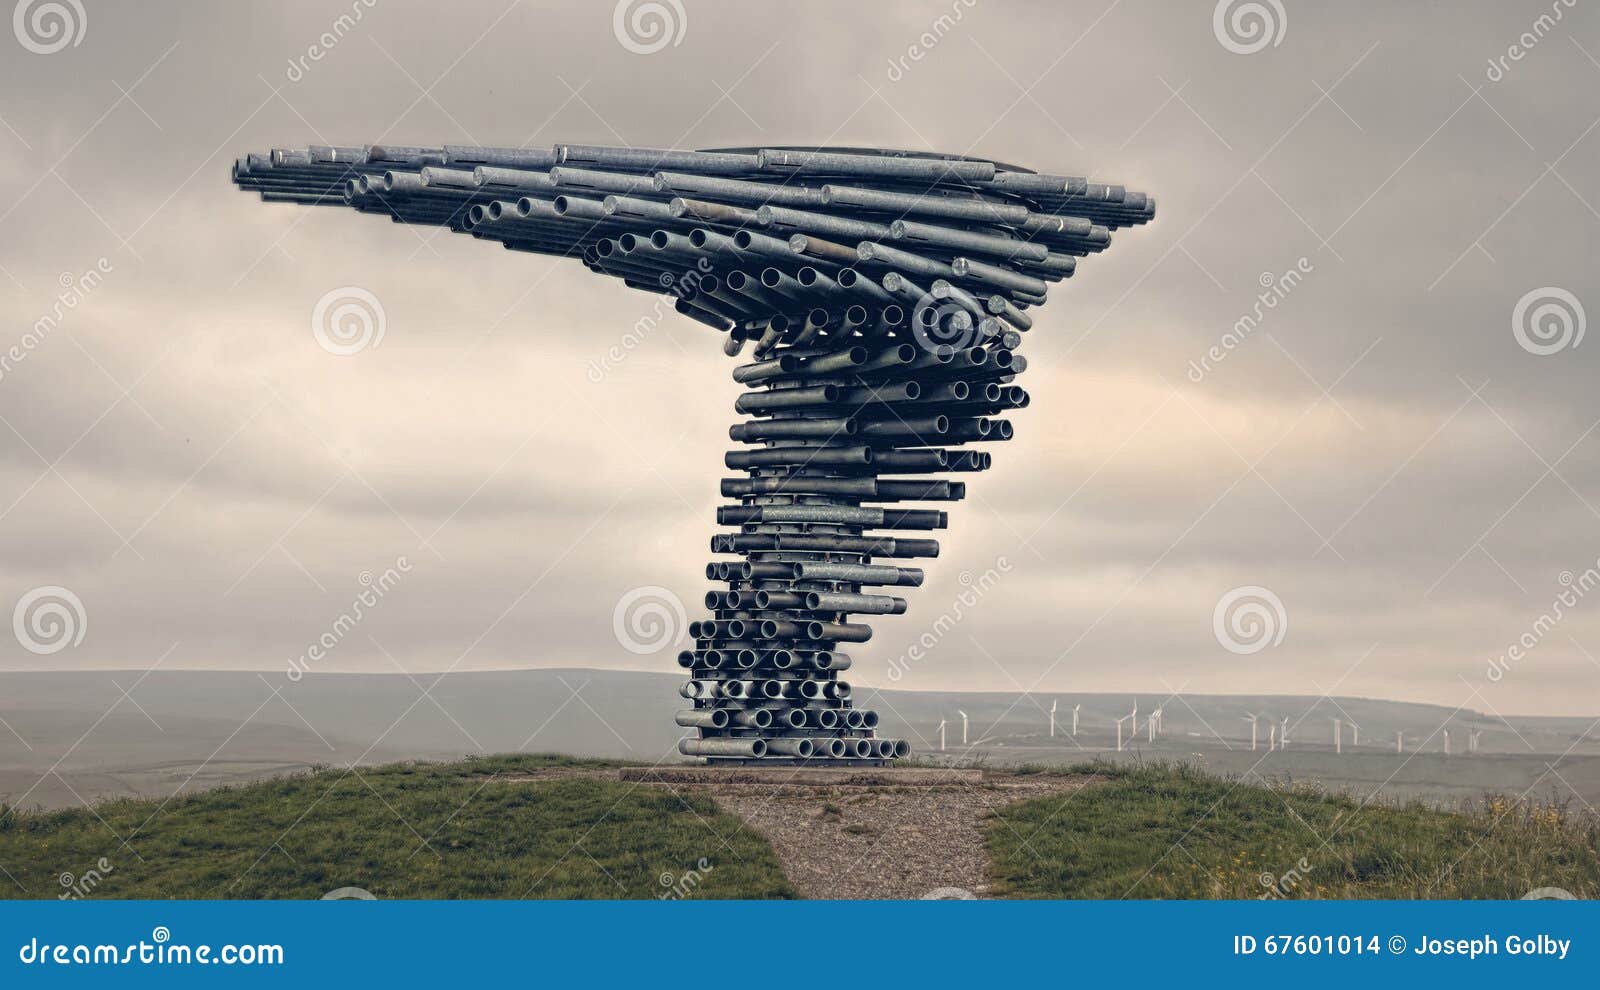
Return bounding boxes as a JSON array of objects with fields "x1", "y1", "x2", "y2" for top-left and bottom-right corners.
[
  {"x1": 987, "y1": 764, "x2": 1600, "y2": 899},
  {"x1": 0, "y1": 755, "x2": 792, "y2": 899},
  {"x1": 5, "y1": 756, "x2": 1596, "y2": 900}
]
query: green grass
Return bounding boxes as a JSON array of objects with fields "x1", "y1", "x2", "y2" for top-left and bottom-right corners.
[
  {"x1": 11, "y1": 756, "x2": 1587, "y2": 901},
  {"x1": 0, "y1": 754, "x2": 793, "y2": 899},
  {"x1": 986, "y1": 761, "x2": 1600, "y2": 899}
]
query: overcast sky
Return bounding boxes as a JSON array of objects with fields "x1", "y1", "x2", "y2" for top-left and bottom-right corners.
[{"x1": 0, "y1": 0, "x2": 1596, "y2": 716}]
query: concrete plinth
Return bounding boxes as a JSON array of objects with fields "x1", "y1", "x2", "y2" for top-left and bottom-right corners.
[{"x1": 618, "y1": 766, "x2": 983, "y2": 786}]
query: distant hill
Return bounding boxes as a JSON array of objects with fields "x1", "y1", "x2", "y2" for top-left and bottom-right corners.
[{"x1": 2, "y1": 668, "x2": 1597, "y2": 809}]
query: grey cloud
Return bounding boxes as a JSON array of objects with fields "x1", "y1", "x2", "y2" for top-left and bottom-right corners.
[{"x1": 0, "y1": 1, "x2": 1596, "y2": 718}]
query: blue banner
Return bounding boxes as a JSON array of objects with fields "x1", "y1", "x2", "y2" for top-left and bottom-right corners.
[{"x1": 2, "y1": 899, "x2": 1590, "y2": 986}]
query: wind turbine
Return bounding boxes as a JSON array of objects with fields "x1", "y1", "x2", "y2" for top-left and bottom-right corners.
[
  {"x1": 1332, "y1": 718, "x2": 1343, "y2": 755},
  {"x1": 958, "y1": 710, "x2": 969, "y2": 746},
  {"x1": 1114, "y1": 713, "x2": 1133, "y2": 752},
  {"x1": 1071, "y1": 704, "x2": 1081, "y2": 736},
  {"x1": 1130, "y1": 700, "x2": 1138, "y2": 737},
  {"x1": 1280, "y1": 716, "x2": 1290, "y2": 750},
  {"x1": 1268, "y1": 723, "x2": 1278, "y2": 751},
  {"x1": 1469, "y1": 729, "x2": 1482, "y2": 754},
  {"x1": 1148, "y1": 707, "x2": 1163, "y2": 742},
  {"x1": 1443, "y1": 728, "x2": 1451, "y2": 755},
  {"x1": 1049, "y1": 699, "x2": 1058, "y2": 738},
  {"x1": 1395, "y1": 730, "x2": 1403, "y2": 754},
  {"x1": 1242, "y1": 713, "x2": 1259, "y2": 751},
  {"x1": 1348, "y1": 721, "x2": 1360, "y2": 747},
  {"x1": 938, "y1": 719, "x2": 947, "y2": 752}
]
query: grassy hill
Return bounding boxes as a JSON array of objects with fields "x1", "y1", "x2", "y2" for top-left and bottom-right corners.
[
  {"x1": 4, "y1": 756, "x2": 1595, "y2": 899},
  {"x1": 987, "y1": 763, "x2": 1600, "y2": 899},
  {"x1": 0, "y1": 755, "x2": 792, "y2": 899}
]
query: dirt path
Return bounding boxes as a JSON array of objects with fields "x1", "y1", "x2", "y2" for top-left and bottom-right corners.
[
  {"x1": 492, "y1": 766, "x2": 1099, "y2": 898},
  {"x1": 635, "y1": 768, "x2": 1099, "y2": 899}
]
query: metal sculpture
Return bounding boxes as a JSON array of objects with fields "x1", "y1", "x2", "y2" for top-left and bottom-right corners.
[{"x1": 233, "y1": 143, "x2": 1154, "y2": 764}]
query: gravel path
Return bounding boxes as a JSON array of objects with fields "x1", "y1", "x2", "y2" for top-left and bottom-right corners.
[
  {"x1": 494, "y1": 766, "x2": 1100, "y2": 898},
  {"x1": 653, "y1": 771, "x2": 1100, "y2": 899}
]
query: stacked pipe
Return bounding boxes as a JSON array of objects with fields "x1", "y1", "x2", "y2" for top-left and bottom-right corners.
[{"x1": 233, "y1": 143, "x2": 1154, "y2": 764}]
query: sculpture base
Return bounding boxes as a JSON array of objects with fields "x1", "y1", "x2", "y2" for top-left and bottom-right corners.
[{"x1": 619, "y1": 766, "x2": 982, "y2": 786}]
